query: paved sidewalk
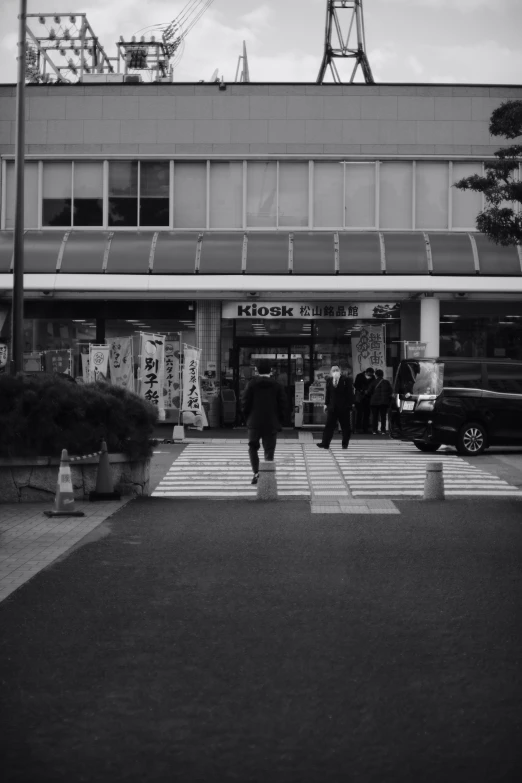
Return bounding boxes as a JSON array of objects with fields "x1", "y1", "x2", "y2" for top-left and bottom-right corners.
[{"x1": 0, "y1": 500, "x2": 130, "y2": 603}]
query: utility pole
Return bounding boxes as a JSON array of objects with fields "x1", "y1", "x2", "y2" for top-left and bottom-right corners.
[
  {"x1": 317, "y1": 0, "x2": 374, "y2": 84},
  {"x1": 11, "y1": 0, "x2": 27, "y2": 374}
]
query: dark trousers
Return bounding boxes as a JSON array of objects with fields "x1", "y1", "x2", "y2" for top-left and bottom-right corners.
[
  {"x1": 320, "y1": 408, "x2": 352, "y2": 448},
  {"x1": 355, "y1": 400, "x2": 371, "y2": 432},
  {"x1": 371, "y1": 405, "x2": 388, "y2": 433},
  {"x1": 248, "y1": 429, "x2": 277, "y2": 474}
]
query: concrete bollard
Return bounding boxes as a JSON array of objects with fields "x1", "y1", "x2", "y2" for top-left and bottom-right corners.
[
  {"x1": 257, "y1": 460, "x2": 278, "y2": 500},
  {"x1": 172, "y1": 425, "x2": 185, "y2": 442},
  {"x1": 423, "y1": 461, "x2": 445, "y2": 500}
]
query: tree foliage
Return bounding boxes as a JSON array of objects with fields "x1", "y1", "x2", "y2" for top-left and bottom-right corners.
[{"x1": 454, "y1": 100, "x2": 522, "y2": 246}]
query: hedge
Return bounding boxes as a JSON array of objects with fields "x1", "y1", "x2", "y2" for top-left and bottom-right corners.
[{"x1": 0, "y1": 374, "x2": 158, "y2": 460}]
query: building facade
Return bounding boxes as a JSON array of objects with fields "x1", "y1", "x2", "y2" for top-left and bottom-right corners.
[{"x1": 1, "y1": 81, "x2": 521, "y2": 426}]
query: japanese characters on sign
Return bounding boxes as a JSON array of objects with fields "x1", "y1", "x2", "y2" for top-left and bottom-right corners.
[
  {"x1": 109, "y1": 337, "x2": 134, "y2": 391},
  {"x1": 181, "y1": 346, "x2": 202, "y2": 415},
  {"x1": 138, "y1": 333, "x2": 166, "y2": 417},
  {"x1": 351, "y1": 326, "x2": 385, "y2": 376},
  {"x1": 222, "y1": 302, "x2": 400, "y2": 320},
  {"x1": 164, "y1": 339, "x2": 181, "y2": 410},
  {"x1": 88, "y1": 345, "x2": 110, "y2": 382}
]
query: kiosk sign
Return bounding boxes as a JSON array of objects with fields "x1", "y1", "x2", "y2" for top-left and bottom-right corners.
[{"x1": 222, "y1": 302, "x2": 400, "y2": 319}]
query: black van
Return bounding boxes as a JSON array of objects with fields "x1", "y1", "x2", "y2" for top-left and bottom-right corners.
[{"x1": 389, "y1": 358, "x2": 522, "y2": 456}]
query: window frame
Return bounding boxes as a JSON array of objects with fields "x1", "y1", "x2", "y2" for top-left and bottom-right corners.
[{"x1": 0, "y1": 154, "x2": 506, "y2": 233}]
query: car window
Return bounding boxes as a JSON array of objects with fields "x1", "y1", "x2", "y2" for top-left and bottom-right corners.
[
  {"x1": 395, "y1": 361, "x2": 443, "y2": 395},
  {"x1": 442, "y1": 362, "x2": 482, "y2": 389},
  {"x1": 486, "y1": 363, "x2": 522, "y2": 394}
]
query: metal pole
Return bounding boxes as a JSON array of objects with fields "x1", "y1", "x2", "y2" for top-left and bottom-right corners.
[{"x1": 11, "y1": 0, "x2": 27, "y2": 375}]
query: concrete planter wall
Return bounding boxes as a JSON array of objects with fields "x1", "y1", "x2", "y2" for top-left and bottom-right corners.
[{"x1": 0, "y1": 454, "x2": 150, "y2": 503}]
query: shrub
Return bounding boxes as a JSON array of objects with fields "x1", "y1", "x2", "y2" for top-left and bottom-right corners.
[{"x1": 0, "y1": 374, "x2": 158, "y2": 460}]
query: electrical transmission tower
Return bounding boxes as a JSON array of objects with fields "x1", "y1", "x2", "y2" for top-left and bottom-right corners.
[{"x1": 317, "y1": 0, "x2": 374, "y2": 84}]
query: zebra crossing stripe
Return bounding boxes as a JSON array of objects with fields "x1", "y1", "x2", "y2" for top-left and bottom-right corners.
[{"x1": 151, "y1": 441, "x2": 522, "y2": 499}]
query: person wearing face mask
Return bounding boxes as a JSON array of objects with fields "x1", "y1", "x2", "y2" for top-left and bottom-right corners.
[{"x1": 317, "y1": 365, "x2": 355, "y2": 450}]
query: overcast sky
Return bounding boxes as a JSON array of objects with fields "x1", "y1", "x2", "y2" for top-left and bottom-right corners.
[{"x1": 0, "y1": 0, "x2": 521, "y2": 85}]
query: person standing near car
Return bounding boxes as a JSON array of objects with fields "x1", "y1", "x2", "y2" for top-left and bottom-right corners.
[
  {"x1": 369, "y1": 368, "x2": 393, "y2": 435},
  {"x1": 317, "y1": 365, "x2": 355, "y2": 450},
  {"x1": 241, "y1": 359, "x2": 287, "y2": 485},
  {"x1": 354, "y1": 366, "x2": 375, "y2": 434}
]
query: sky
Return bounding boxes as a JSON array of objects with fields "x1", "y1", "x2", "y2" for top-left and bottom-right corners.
[{"x1": 0, "y1": 0, "x2": 521, "y2": 85}]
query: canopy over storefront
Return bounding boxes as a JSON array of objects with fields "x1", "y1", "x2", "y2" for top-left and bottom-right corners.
[{"x1": 0, "y1": 230, "x2": 521, "y2": 277}]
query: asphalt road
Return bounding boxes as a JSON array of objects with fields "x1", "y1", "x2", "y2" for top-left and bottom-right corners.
[{"x1": 1, "y1": 498, "x2": 521, "y2": 783}]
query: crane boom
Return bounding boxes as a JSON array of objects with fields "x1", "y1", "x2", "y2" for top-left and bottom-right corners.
[{"x1": 162, "y1": 0, "x2": 217, "y2": 59}]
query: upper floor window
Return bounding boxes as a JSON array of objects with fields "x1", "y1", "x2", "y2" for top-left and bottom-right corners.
[{"x1": 3, "y1": 157, "x2": 519, "y2": 232}]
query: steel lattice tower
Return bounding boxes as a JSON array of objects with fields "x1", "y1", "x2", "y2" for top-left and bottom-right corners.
[{"x1": 317, "y1": 0, "x2": 374, "y2": 84}]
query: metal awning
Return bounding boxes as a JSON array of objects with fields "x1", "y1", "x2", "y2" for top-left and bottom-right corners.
[
  {"x1": 153, "y1": 232, "x2": 199, "y2": 274},
  {"x1": 292, "y1": 233, "x2": 335, "y2": 274},
  {"x1": 0, "y1": 230, "x2": 520, "y2": 277},
  {"x1": 199, "y1": 233, "x2": 243, "y2": 274},
  {"x1": 60, "y1": 231, "x2": 110, "y2": 273},
  {"x1": 245, "y1": 233, "x2": 289, "y2": 274},
  {"x1": 429, "y1": 234, "x2": 476, "y2": 275}
]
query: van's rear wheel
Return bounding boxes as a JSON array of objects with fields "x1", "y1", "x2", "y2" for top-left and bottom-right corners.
[
  {"x1": 413, "y1": 441, "x2": 441, "y2": 453},
  {"x1": 456, "y1": 422, "x2": 486, "y2": 456}
]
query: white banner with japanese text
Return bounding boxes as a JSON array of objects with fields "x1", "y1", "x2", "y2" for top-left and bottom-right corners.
[
  {"x1": 351, "y1": 325, "x2": 385, "y2": 375},
  {"x1": 138, "y1": 333, "x2": 165, "y2": 418},
  {"x1": 88, "y1": 345, "x2": 110, "y2": 382},
  {"x1": 109, "y1": 337, "x2": 134, "y2": 391},
  {"x1": 181, "y1": 345, "x2": 208, "y2": 430},
  {"x1": 164, "y1": 339, "x2": 181, "y2": 410}
]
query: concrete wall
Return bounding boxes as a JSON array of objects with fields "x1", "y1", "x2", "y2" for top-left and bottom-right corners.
[{"x1": 1, "y1": 83, "x2": 521, "y2": 158}]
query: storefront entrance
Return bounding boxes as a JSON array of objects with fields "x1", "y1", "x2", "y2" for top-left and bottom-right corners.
[
  {"x1": 222, "y1": 301, "x2": 402, "y2": 428},
  {"x1": 237, "y1": 342, "x2": 311, "y2": 426}
]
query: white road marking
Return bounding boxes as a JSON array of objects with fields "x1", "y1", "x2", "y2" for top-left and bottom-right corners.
[{"x1": 151, "y1": 441, "x2": 522, "y2": 499}]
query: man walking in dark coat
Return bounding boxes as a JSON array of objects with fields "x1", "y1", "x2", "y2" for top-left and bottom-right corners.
[
  {"x1": 317, "y1": 365, "x2": 355, "y2": 450},
  {"x1": 368, "y1": 368, "x2": 393, "y2": 435},
  {"x1": 241, "y1": 358, "x2": 287, "y2": 485},
  {"x1": 354, "y1": 366, "x2": 375, "y2": 434}
]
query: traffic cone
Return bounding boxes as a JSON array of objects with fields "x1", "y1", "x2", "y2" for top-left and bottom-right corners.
[
  {"x1": 44, "y1": 449, "x2": 85, "y2": 517},
  {"x1": 89, "y1": 440, "x2": 121, "y2": 501}
]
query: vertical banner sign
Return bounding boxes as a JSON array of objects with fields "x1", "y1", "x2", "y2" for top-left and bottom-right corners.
[
  {"x1": 181, "y1": 346, "x2": 201, "y2": 413},
  {"x1": 81, "y1": 352, "x2": 90, "y2": 383},
  {"x1": 351, "y1": 325, "x2": 385, "y2": 375},
  {"x1": 164, "y1": 339, "x2": 180, "y2": 410},
  {"x1": 88, "y1": 345, "x2": 110, "y2": 382},
  {"x1": 181, "y1": 345, "x2": 208, "y2": 429},
  {"x1": 138, "y1": 333, "x2": 166, "y2": 417},
  {"x1": 44, "y1": 349, "x2": 73, "y2": 375},
  {"x1": 109, "y1": 337, "x2": 134, "y2": 391}
]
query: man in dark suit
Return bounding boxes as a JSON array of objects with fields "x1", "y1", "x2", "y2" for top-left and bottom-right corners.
[
  {"x1": 354, "y1": 366, "x2": 375, "y2": 434},
  {"x1": 317, "y1": 365, "x2": 355, "y2": 450},
  {"x1": 241, "y1": 358, "x2": 287, "y2": 485}
]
